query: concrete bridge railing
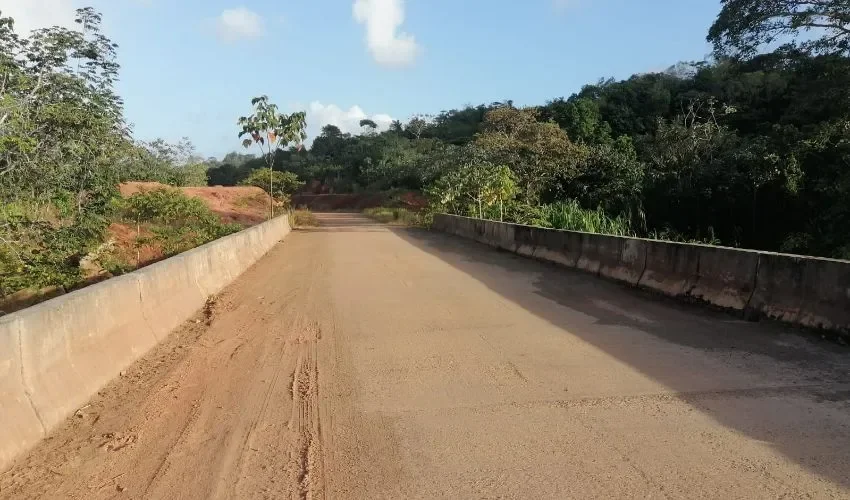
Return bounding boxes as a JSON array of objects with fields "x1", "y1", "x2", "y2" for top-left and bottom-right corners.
[
  {"x1": 0, "y1": 215, "x2": 291, "y2": 471},
  {"x1": 432, "y1": 214, "x2": 850, "y2": 336}
]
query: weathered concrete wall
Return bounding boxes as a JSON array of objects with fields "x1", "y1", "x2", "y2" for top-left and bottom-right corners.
[
  {"x1": 432, "y1": 214, "x2": 850, "y2": 335},
  {"x1": 693, "y1": 246, "x2": 761, "y2": 311},
  {"x1": 638, "y1": 240, "x2": 700, "y2": 298},
  {"x1": 0, "y1": 215, "x2": 291, "y2": 471},
  {"x1": 749, "y1": 253, "x2": 850, "y2": 331}
]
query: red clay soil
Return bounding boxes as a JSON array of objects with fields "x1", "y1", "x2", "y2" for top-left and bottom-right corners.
[
  {"x1": 107, "y1": 222, "x2": 164, "y2": 269},
  {"x1": 398, "y1": 191, "x2": 428, "y2": 209},
  {"x1": 0, "y1": 184, "x2": 273, "y2": 314},
  {"x1": 119, "y1": 182, "x2": 271, "y2": 226},
  {"x1": 109, "y1": 182, "x2": 274, "y2": 270}
]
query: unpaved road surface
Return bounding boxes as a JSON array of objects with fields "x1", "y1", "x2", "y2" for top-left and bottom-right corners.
[{"x1": 2, "y1": 213, "x2": 850, "y2": 499}]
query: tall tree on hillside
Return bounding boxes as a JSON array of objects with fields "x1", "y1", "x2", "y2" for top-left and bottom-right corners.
[
  {"x1": 540, "y1": 97, "x2": 613, "y2": 144},
  {"x1": 238, "y1": 96, "x2": 307, "y2": 219},
  {"x1": 708, "y1": 0, "x2": 850, "y2": 58},
  {"x1": 475, "y1": 107, "x2": 577, "y2": 203},
  {"x1": 405, "y1": 114, "x2": 432, "y2": 139},
  {"x1": 0, "y1": 7, "x2": 127, "y2": 206},
  {"x1": 359, "y1": 118, "x2": 378, "y2": 134}
]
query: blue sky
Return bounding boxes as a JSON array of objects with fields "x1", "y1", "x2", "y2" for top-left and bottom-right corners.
[{"x1": 2, "y1": 0, "x2": 722, "y2": 158}]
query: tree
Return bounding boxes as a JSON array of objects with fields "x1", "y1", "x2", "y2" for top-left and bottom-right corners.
[
  {"x1": 238, "y1": 96, "x2": 307, "y2": 219},
  {"x1": 321, "y1": 124, "x2": 342, "y2": 137},
  {"x1": 359, "y1": 118, "x2": 378, "y2": 135},
  {"x1": 487, "y1": 165, "x2": 517, "y2": 221},
  {"x1": 0, "y1": 8, "x2": 132, "y2": 294},
  {"x1": 540, "y1": 97, "x2": 613, "y2": 144},
  {"x1": 708, "y1": 0, "x2": 850, "y2": 58},
  {"x1": 428, "y1": 145, "x2": 516, "y2": 220},
  {"x1": 180, "y1": 162, "x2": 209, "y2": 187},
  {"x1": 556, "y1": 136, "x2": 646, "y2": 223},
  {"x1": 405, "y1": 114, "x2": 432, "y2": 139},
  {"x1": 239, "y1": 168, "x2": 304, "y2": 203},
  {"x1": 475, "y1": 106, "x2": 577, "y2": 203}
]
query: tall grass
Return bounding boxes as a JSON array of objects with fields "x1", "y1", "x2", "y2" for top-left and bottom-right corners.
[
  {"x1": 538, "y1": 200, "x2": 632, "y2": 236},
  {"x1": 291, "y1": 209, "x2": 318, "y2": 227},
  {"x1": 363, "y1": 207, "x2": 425, "y2": 226}
]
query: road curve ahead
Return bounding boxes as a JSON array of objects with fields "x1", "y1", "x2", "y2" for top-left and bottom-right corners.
[{"x1": 2, "y1": 213, "x2": 850, "y2": 499}]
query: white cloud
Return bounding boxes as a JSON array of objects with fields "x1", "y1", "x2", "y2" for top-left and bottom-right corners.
[
  {"x1": 0, "y1": 0, "x2": 79, "y2": 34},
  {"x1": 215, "y1": 7, "x2": 264, "y2": 42},
  {"x1": 352, "y1": 0, "x2": 418, "y2": 67},
  {"x1": 0, "y1": 0, "x2": 151, "y2": 35},
  {"x1": 305, "y1": 101, "x2": 394, "y2": 142}
]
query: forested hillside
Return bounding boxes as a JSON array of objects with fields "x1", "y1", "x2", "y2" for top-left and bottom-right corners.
[{"x1": 207, "y1": 0, "x2": 850, "y2": 258}]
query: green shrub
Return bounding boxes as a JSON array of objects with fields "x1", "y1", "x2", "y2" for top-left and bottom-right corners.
[
  {"x1": 537, "y1": 200, "x2": 632, "y2": 236},
  {"x1": 452, "y1": 199, "x2": 631, "y2": 237},
  {"x1": 0, "y1": 199, "x2": 108, "y2": 297},
  {"x1": 291, "y1": 209, "x2": 318, "y2": 227},
  {"x1": 116, "y1": 188, "x2": 241, "y2": 255},
  {"x1": 239, "y1": 168, "x2": 304, "y2": 202},
  {"x1": 363, "y1": 207, "x2": 425, "y2": 226}
]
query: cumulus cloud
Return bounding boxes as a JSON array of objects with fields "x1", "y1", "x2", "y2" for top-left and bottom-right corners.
[
  {"x1": 352, "y1": 0, "x2": 418, "y2": 67},
  {"x1": 305, "y1": 101, "x2": 394, "y2": 141},
  {"x1": 0, "y1": 0, "x2": 79, "y2": 34},
  {"x1": 215, "y1": 7, "x2": 264, "y2": 42}
]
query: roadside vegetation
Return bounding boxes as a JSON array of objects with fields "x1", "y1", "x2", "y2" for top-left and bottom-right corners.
[
  {"x1": 0, "y1": 9, "x2": 304, "y2": 309},
  {"x1": 290, "y1": 209, "x2": 319, "y2": 228},
  {"x1": 3, "y1": 1, "x2": 850, "y2": 309},
  {"x1": 202, "y1": 1, "x2": 850, "y2": 259},
  {"x1": 363, "y1": 207, "x2": 425, "y2": 226},
  {"x1": 115, "y1": 188, "x2": 242, "y2": 258}
]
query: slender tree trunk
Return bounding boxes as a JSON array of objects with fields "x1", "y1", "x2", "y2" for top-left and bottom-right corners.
[
  {"x1": 268, "y1": 149, "x2": 274, "y2": 220},
  {"x1": 136, "y1": 220, "x2": 140, "y2": 265}
]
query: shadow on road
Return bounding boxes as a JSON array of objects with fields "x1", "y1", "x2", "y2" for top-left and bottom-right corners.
[{"x1": 387, "y1": 225, "x2": 850, "y2": 489}]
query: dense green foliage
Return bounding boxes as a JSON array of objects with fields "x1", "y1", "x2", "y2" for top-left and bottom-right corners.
[
  {"x1": 238, "y1": 96, "x2": 307, "y2": 219},
  {"x1": 0, "y1": 8, "x2": 128, "y2": 296},
  {"x1": 0, "y1": 10, "x2": 248, "y2": 298},
  {"x1": 363, "y1": 207, "x2": 425, "y2": 226},
  {"x1": 239, "y1": 168, "x2": 304, "y2": 201},
  {"x1": 210, "y1": 12, "x2": 848, "y2": 259},
  {"x1": 527, "y1": 201, "x2": 632, "y2": 236},
  {"x1": 708, "y1": 0, "x2": 850, "y2": 58},
  {"x1": 123, "y1": 138, "x2": 212, "y2": 187},
  {"x1": 116, "y1": 188, "x2": 241, "y2": 256}
]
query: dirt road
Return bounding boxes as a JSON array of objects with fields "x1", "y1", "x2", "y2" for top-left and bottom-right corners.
[{"x1": 2, "y1": 213, "x2": 850, "y2": 498}]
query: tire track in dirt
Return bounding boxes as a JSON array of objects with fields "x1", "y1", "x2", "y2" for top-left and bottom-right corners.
[
  {"x1": 290, "y1": 337, "x2": 323, "y2": 499},
  {"x1": 0, "y1": 236, "x2": 333, "y2": 499},
  {"x1": 5, "y1": 213, "x2": 850, "y2": 499}
]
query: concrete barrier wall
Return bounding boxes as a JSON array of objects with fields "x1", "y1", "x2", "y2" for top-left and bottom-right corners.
[
  {"x1": 0, "y1": 215, "x2": 291, "y2": 471},
  {"x1": 432, "y1": 214, "x2": 850, "y2": 335}
]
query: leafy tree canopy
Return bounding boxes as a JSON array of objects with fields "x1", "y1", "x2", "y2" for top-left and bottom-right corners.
[{"x1": 709, "y1": 0, "x2": 850, "y2": 58}]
